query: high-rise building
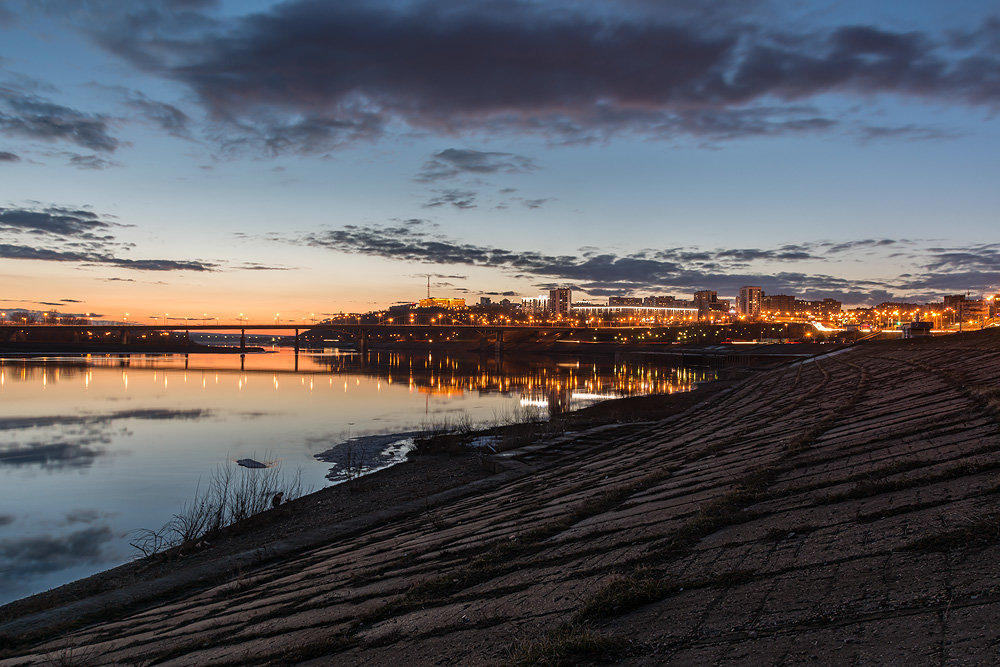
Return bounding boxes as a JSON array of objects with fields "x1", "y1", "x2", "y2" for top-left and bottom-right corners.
[
  {"x1": 549, "y1": 288, "x2": 572, "y2": 315},
  {"x1": 608, "y1": 296, "x2": 643, "y2": 306},
  {"x1": 737, "y1": 286, "x2": 762, "y2": 318},
  {"x1": 693, "y1": 290, "x2": 717, "y2": 319}
]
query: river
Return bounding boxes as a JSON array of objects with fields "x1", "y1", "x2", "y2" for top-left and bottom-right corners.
[{"x1": 0, "y1": 348, "x2": 714, "y2": 604}]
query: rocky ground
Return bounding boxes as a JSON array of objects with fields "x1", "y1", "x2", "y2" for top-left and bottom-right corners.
[{"x1": 2, "y1": 330, "x2": 1000, "y2": 665}]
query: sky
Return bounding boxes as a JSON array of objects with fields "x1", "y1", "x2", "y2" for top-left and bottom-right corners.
[{"x1": 0, "y1": 0, "x2": 998, "y2": 322}]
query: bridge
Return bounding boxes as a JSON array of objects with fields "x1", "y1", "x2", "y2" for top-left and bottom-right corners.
[{"x1": 0, "y1": 322, "x2": 679, "y2": 355}]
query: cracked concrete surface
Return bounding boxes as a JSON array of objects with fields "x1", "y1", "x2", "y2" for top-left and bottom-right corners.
[{"x1": 2, "y1": 331, "x2": 1000, "y2": 665}]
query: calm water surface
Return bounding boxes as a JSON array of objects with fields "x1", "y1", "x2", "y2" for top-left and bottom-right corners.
[{"x1": 0, "y1": 348, "x2": 714, "y2": 603}]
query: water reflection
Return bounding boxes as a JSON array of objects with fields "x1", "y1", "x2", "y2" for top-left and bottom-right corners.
[
  {"x1": 309, "y1": 350, "x2": 712, "y2": 415},
  {"x1": 0, "y1": 349, "x2": 714, "y2": 604},
  {"x1": 1, "y1": 350, "x2": 713, "y2": 417}
]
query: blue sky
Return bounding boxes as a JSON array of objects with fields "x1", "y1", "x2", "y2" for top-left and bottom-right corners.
[{"x1": 1, "y1": 0, "x2": 998, "y2": 321}]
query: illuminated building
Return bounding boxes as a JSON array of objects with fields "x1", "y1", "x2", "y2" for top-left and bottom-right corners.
[
  {"x1": 737, "y1": 286, "x2": 762, "y2": 318},
  {"x1": 762, "y1": 294, "x2": 795, "y2": 315},
  {"x1": 522, "y1": 295, "x2": 549, "y2": 314},
  {"x1": 570, "y1": 304, "x2": 698, "y2": 322},
  {"x1": 418, "y1": 298, "x2": 466, "y2": 309},
  {"x1": 643, "y1": 295, "x2": 678, "y2": 307},
  {"x1": 803, "y1": 298, "x2": 842, "y2": 319},
  {"x1": 549, "y1": 288, "x2": 572, "y2": 315},
  {"x1": 693, "y1": 291, "x2": 730, "y2": 321}
]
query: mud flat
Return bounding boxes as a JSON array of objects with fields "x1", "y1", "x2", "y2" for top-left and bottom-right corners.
[{"x1": 2, "y1": 330, "x2": 1000, "y2": 665}]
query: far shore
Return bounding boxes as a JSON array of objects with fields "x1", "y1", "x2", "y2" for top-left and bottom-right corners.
[{"x1": 0, "y1": 343, "x2": 266, "y2": 355}]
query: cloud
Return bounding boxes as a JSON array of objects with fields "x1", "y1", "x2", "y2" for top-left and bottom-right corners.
[
  {"x1": 235, "y1": 262, "x2": 290, "y2": 271},
  {"x1": 415, "y1": 148, "x2": 538, "y2": 182},
  {"x1": 0, "y1": 2, "x2": 16, "y2": 27},
  {"x1": 0, "y1": 515, "x2": 13, "y2": 527},
  {"x1": 820, "y1": 238, "x2": 900, "y2": 254},
  {"x1": 413, "y1": 273, "x2": 467, "y2": 280},
  {"x1": 296, "y1": 221, "x2": 765, "y2": 291},
  {"x1": 0, "y1": 205, "x2": 113, "y2": 238},
  {"x1": 858, "y1": 124, "x2": 958, "y2": 143},
  {"x1": 0, "y1": 86, "x2": 120, "y2": 152},
  {"x1": 292, "y1": 221, "x2": 992, "y2": 304},
  {"x1": 0, "y1": 203, "x2": 218, "y2": 271},
  {"x1": 423, "y1": 189, "x2": 478, "y2": 210},
  {"x1": 0, "y1": 242, "x2": 218, "y2": 271},
  {"x1": 522, "y1": 198, "x2": 551, "y2": 209},
  {"x1": 715, "y1": 247, "x2": 816, "y2": 263},
  {"x1": 67, "y1": 153, "x2": 119, "y2": 170},
  {"x1": 0, "y1": 526, "x2": 114, "y2": 577},
  {"x1": 922, "y1": 244, "x2": 1000, "y2": 272},
  {"x1": 59, "y1": 1, "x2": 1000, "y2": 152},
  {"x1": 125, "y1": 92, "x2": 192, "y2": 138},
  {"x1": 890, "y1": 271, "x2": 1000, "y2": 299},
  {"x1": 0, "y1": 150, "x2": 19, "y2": 161}
]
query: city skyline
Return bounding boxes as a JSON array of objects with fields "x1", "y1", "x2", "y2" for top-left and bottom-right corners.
[{"x1": 2, "y1": 0, "x2": 999, "y2": 321}]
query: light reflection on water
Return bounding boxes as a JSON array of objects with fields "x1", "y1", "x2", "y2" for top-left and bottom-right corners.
[{"x1": 0, "y1": 349, "x2": 714, "y2": 604}]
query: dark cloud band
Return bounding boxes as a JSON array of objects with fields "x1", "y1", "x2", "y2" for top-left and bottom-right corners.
[
  {"x1": 294, "y1": 222, "x2": 994, "y2": 304},
  {"x1": 0, "y1": 87, "x2": 120, "y2": 152},
  {"x1": 58, "y1": 0, "x2": 1000, "y2": 152},
  {"x1": 0, "y1": 204, "x2": 217, "y2": 271}
]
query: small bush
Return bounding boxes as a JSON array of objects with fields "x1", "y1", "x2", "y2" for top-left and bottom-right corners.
[{"x1": 130, "y1": 460, "x2": 305, "y2": 558}]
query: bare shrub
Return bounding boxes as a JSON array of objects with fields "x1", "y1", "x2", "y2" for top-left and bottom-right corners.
[
  {"x1": 126, "y1": 526, "x2": 170, "y2": 558},
  {"x1": 130, "y1": 459, "x2": 306, "y2": 559}
]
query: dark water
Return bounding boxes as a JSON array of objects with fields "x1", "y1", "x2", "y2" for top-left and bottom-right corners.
[{"x1": 0, "y1": 348, "x2": 714, "y2": 604}]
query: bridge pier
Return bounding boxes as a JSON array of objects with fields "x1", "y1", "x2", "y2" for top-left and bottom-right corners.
[
  {"x1": 294, "y1": 328, "x2": 299, "y2": 354},
  {"x1": 240, "y1": 329, "x2": 246, "y2": 353},
  {"x1": 357, "y1": 329, "x2": 368, "y2": 356}
]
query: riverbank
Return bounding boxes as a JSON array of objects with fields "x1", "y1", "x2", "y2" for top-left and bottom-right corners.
[
  {"x1": 0, "y1": 375, "x2": 739, "y2": 641},
  {"x1": 0, "y1": 342, "x2": 265, "y2": 355},
  {"x1": 3, "y1": 330, "x2": 1000, "y2": 664}
]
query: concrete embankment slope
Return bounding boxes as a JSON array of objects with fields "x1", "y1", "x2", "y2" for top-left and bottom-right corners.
[{"x1": 3, "y1": 331, "x2": 1000, "y2": 665}]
